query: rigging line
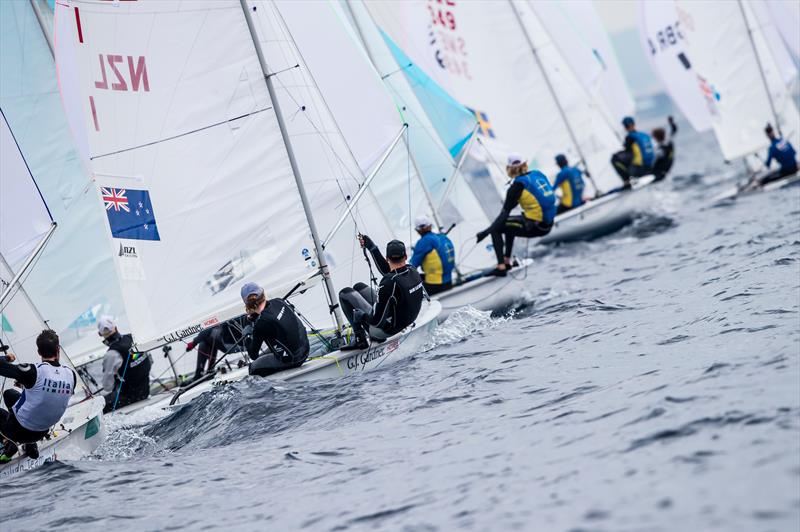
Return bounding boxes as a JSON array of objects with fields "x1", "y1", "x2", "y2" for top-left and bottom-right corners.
[
  {"x1": 380, "y1": 62, "x2": 413, "y2": 81},
  {"x1": 89, "y1": 107, "x2": 272, "y2": 161}
]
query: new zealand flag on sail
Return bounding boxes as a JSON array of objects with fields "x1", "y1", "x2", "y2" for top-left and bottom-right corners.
[{"x1": 101, "y1": 187, "x2": 161, "y2": 241}]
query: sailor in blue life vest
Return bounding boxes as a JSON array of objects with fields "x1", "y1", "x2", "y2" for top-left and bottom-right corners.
[
  {"x1": 409, "y1": 215, "x2": 456, "y2": 295},
  {"x1": 553, "y1": 154, "x2": 585, "y2": 215},
  {"x1": 241, "y1": 283, "x2": 310, "y2": 377},
  {"x1": 476, "y1": 153, "x2": 556, "y2": 277},
  {"x1": 0, "y1": 330, "x2": 76, "y2": 462},
  {"x1": 651, "y1": 116, "x2": 678, "y2": 182},
  {"x1": 611, "y1": 116, "x2": 655, "y2": 188},
  {"x1": 97, "y1": 316, "x2": 152, "y2": 413},
  {"x1": 759, "y1": 123, "x2": 798, "y2": 185}
]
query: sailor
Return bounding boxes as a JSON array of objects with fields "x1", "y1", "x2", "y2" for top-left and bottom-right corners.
[
  {"x1": 185, "y1": 317, "x2": 248, "y2": 382},
  {"x1": 760, "y1": 124, "x2": 798, "y2": 185},
  {"x1": 98, "y1": 316, "x2": 152, "y2": 413},
  {"x1": 409, "y1": 215, "x2": 456, "y2": 295},
  {"x1": 0, "y1": 330, "x2": 76, "y2": 462},
  {"x1": 553, "y1": 154, "x2": 585, "y2": 214},
  {"x1": 475, "y1": 153, "x2": 556, "y2": 276},
  {"x1": 338, "y1": 236, "x2": 424, "y2": 350},
  {"x1": 611, "y1": 116, "x2": 655, "y2": 188},
  {"x1": 651, "y1": 116, "x2": 678, "y2": 181},
  {"x1": 241, "y1": 282, "x2": 310, "y2": 377}
]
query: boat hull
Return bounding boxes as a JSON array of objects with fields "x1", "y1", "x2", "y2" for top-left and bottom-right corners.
[
  {"x1": 435, "y1": 258, "x2": 534, "y2": 321},
  {"x1": 539, "y1": 176, "x2": 656, "y2": 244},
  {"x1": 711, "y1": 171, "x2": 800, "y2": 203},
  {"x1": 0, "y1": 396, "x2": 106, "y2": 479},
  {"x1": 146, "y1": 300, "x2": 442, "y2": 409}
]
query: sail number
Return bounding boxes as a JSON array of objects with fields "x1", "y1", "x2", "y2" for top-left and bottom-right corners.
[{"x1": 94, "y1": 54, "x2": 150, "y2": 92}]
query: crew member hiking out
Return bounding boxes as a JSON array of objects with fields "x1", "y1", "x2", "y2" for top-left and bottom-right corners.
[
  {"x1": 410, "y1": 215, "x2": 456, "y2": 295},
  {"x1": 759, "y1": 123, "x2": 798, "y2": 185},
  {"x1": 98, "y1": 316, "x2": 151, "y2": 413},
  {"x1": 553, "y1": 154, "x2": 586, "y2": 214},
  {"x1": 241, "y1": 283, "x2": 310, "y2": 377},
  {"x1": 338, "y1": 236, "x2": 424, "y2": 350},
  {"x1": 611, "y1": 116, "x2": 655, "y2": 188},
  {"x1": 651, "y1": 116, "x2": 678, "y2": 181},
  {"x1": 476, "y1": 153, "x2": 556, "y2": 276},
  {"x1": 0, "y1": 330, "x2": 76, "y2": 462},
  {"x1": 185, "y1": 316, "x2": 248, "y2": 382}
]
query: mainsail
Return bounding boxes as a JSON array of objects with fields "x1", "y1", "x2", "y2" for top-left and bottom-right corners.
[
  {"x1": 527, "y1": 0, "x2": 634, "y2": 126},
  {"x1": 677, "y1": 0, "x2": 800, "y2": 161},
  {"x1": 636, "y1": 0, "x2": 712, "y2": 133},
  {"x1": 54, "y1": 0, "x2": 346, "y2": 351}
]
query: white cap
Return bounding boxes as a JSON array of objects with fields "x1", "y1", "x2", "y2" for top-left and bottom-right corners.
[
  {"x1": 414, "y1": 214, "x2": 433, "y2": 229},
  {"x1": 97, "y1": 315, "x2": 117, "y2": 336},
  {"x1": 507, "y1": 152, "x2": 525, "y2": 166}
]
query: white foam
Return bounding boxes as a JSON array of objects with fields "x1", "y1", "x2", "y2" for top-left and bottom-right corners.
[{"x1": 426, "y1": 306, "x2": 513, "y2": 349}]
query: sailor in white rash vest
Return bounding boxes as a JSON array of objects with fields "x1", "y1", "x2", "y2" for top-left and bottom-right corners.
[{"x1": 0, "y1": 330, "x2": 76, "y2": 462}]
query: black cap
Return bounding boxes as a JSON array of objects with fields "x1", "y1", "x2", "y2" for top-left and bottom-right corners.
[{"x1": 386, "y1": 239, "x2": 406, "y2": 260}]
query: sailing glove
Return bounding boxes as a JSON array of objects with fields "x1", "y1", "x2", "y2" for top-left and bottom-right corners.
[{"x1": 476, "y1": 230, "x2": 489, "y2": 243}]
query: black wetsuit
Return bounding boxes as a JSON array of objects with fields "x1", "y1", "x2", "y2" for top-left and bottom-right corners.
[
  {"x1": 0, "y1": 358, "x2": 76, "y2": 448},
  {"x1": 102, "y1": 333, "x2": 152, "y2": 413},
  {"x1": 192, "y1": 317, "x2": 248, "y2": 380},
  {"x1": 339, "y1": 238, "x2": 424, "y2": 340},
  {"x1": 653, "y1": 121, "x2": 678, "y2": 181},
  {"x1": 246, "y1": 299, "x2": 310, "y2": 377}
]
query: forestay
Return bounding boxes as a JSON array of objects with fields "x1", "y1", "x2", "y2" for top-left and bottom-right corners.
[
  {"x1": 677, "y1": 0, "x2": 800, "y2": 161},
  {"x1": 53, "y1": 0, "x2": 328, "y2": 350}
]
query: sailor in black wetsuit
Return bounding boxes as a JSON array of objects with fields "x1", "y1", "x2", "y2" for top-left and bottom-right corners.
[
  {"x1": 185, "y1": 316, "x2": 248, "y2": 381},
  {"x1": 97, "y1": 316, "x2": 152, "y2": 413},
  {"x1": 476, "y1": 153, "x2": 556, "y2": 276},
  {"x1": 651, "y1": 116, "x2": 678, "y2": 181},
  {"x1": 0, "y1": 330, "x2": 76, "y2": 462},
  {"x1": 338, "y1": 237, "x2": 424, "y2": 350},
  {"x1": 241, "y1": 282, "x2": 310, "y2": 377}
]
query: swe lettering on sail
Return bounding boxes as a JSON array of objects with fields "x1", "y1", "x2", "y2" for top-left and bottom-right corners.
[{"x1": 94, "y1": 54, "x2": 150, "y2": 92}]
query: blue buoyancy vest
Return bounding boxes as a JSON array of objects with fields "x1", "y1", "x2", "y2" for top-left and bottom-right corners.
[
  {"x1": 628, "y1": 131, "x2": 655, "y2": 168},
  {"x1": 515, "y1": 171, "x2": 557, "y2": 224},
  {"x1": 411, "y1": 232, "x2": 456, "y2": 285}
]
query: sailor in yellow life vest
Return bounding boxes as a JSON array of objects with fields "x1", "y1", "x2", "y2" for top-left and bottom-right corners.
[
  {"x1": 476, "y1": 153, "x2": 556, "y2": 276},
  {"x1": 409, "y1": 215, "x2": 456, "y2": 295}
]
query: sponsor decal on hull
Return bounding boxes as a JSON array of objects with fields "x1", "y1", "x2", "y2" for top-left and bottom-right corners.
[{"x1": 346, "y1": 339, "x2": 400, "y2": 371}]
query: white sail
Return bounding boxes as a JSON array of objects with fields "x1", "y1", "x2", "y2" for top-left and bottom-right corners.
[
  {"x1": 678, "y1": 0, "x2": 800, "y2": 161},
  {"x1": 763, "y1": 0, "x2": 800, "y2": 69},
  {"x1": 749, "y1": 0, "x2": 798, "y2": 87},
  {"x1": 527, "y1": 0, "x2": 635, "y2": 123},
  {"x1": 53, "y1": 0, "x2": 331, "y2": 349},
  {"x1": 275, "y1": 0, "x2": 495, "y2": 273},
  {"x1": 0, "y1": 0, "x2": 126, "y2": 361},
  {"x1": 636, "y1": 0, "x2": 712, "y2": 133},
  {"x1": 366, "y1": 0, "x2": 623, "y2": 194}
]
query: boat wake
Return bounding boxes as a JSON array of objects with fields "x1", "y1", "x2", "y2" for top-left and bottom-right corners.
[{"x1": 427, "y1": 306, "x2": 514, "y2": 349}]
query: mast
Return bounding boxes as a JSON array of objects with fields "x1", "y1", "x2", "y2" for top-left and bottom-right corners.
[
  {"x1": 344, "y1": 0, "x2": 449, "y2": 233},
  {"x1": 737, "y1": 0, "x2": 782, "y2": 136},
  {"x1": 239, "y1": 0, "x2": 345, "y2": 332},
  {"x1": 507, "y1": 0, "x2": 601, "y2": 193}
]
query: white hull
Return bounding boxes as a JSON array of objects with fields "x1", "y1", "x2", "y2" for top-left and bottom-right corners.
[
  {"x1": 0, "y1": 396, "x2": 106, "y2": 480},
  {"x1": 134, "y1": 300, "x2": 441, "y2": 410},
  {"x1": 539, "y1": 176, "x2": 657, "y2": 244},
  {"x1": 711, "y1": 172, "x2": 800, "y2": 203},
  {"x1": 435, "y1": 259, "x2": 534, "y2": 321}
]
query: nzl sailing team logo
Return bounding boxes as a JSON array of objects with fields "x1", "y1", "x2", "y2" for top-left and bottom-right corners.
[{"x1": 101, "y1": 187, "x2": 161, "y2": 241}]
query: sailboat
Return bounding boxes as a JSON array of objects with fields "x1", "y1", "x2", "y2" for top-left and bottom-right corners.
[
  {"x1": 365, "y1": 0, "x2": 659, "y2": 246},
  {"x1": 52, "y1": 0, "x2": 441, "y2": 411},
  {"x1": 674, "y1": 0, "x2": 800, "y2": 200},
  {"x1": 0, "y1": 108, "x2": 106, "y2": 479}
]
